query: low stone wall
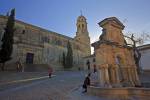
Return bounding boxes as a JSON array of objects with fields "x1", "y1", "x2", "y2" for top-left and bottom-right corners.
[{"x1": 87, "y1": 86, "x2": 150, "y2": 99}]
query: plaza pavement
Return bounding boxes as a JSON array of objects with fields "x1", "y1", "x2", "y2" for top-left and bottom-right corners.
[
  {"x1": 0, "y1": 71, "x2": 108, "y2": 100},
  {"x1": 0, "y1": 71, "x2": 149, "y2": 100}
]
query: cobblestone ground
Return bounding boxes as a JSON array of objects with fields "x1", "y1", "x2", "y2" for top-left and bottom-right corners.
[
  {"x1": 0, "y1": 71, "x2": 106, "y2": 100},
  {"x1": 0, "y1": 71, "x2": 149, "y2": 100},
  {"x1": 0, "y1": 72, "x2": 48, "y2": 83}
]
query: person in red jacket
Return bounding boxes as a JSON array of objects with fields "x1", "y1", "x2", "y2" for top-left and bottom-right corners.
[{"x1": 48, "y1": 67, "x2": 53, "y2": 78}]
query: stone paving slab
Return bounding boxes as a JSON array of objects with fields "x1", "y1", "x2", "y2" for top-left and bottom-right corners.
[
  {"x1": 69, "y1": 87, "x2": 150, "y2": 100},
  {"x1": 0, "y1": 72, "x2": 48, "y2": 83},
  {"x1": 0, "y1": 71, "x2": 149, "y2": 100},
  {"x1": 68, "y1": 87, "x2": 108, "y2": 100}
]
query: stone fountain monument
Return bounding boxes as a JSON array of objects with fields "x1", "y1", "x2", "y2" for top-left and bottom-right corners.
[
  {"x1": 91, "y1": 17, "x2": 140, "y2": 87},
  {"x1": 88, "y1": 17, "x2": 150, "y2": 99}
]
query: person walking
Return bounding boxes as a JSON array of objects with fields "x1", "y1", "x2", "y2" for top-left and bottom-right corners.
[
  {"x1": 16, "y1": 58, "x2": 22, "y2": 72},
  {"x1": 82, "y1": 73, "x2": 91, "y2": 93},
  {"x1": 48, "y1": 67, "x2": 53, "y2": 78}
]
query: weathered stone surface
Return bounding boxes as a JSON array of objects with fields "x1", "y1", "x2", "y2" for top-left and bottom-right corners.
[
  {"x1": 0, "y1": 15, "x2": 91, "y2": 70},
  {"x1": 88, "y1": 86, "x2": 150, "y2": 100},
  {"x1": 92, "y1": 17, "x2": 140, "y2": 87}
]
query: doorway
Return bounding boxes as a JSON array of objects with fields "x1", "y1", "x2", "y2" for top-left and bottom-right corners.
[{"x1": 26, "y1": 53, "x2": 34, "y2": 64}]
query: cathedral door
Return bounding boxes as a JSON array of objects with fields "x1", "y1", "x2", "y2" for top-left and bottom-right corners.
[{"x1": 26, "y1": 53, "x2": 34, "y2": 64}]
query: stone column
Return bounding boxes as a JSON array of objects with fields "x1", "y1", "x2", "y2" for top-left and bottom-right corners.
[
  {"x1": 127, "y1": 67, "x2": 134, "y2": 86},
  {"x1": 97, "y1": 69, "x2": 101, "y2": 86},
  {"x1": 99, "y1": 65, "x2": 105, "y2": 87},
  {"x1": 133, "y1": 67, "x2": 141, "y2": 86},
  {"x1": 111, "y1": 65, "x2": 117, "y2": 84},
  {"x1": 103, "y1": 64, "x2": 111, "y2": 87},
  {"x1": 131, "y1": 67, "x2": 136, "y2": 84},
  {"x1": 99, "y1": 67, "x2": 104, "y2": 86},
  {"x1": 113, "y1": 67, "x2": 117, "y2": 83},
  {"x1": 111, "y1": 66, "x2": 116, "y2": 87},
  {"x1": 111, "y1": 67, "x2": 114, "y2": 83},
  {"x1": 126, "y1": 67, "x2": 129, "y2": 81},
  {"x1": 114, "y1": 64, "x2": 121, "y2": 87},
  {"x1": 124, "y1": 67, "x2": 129, "y2": 81}
]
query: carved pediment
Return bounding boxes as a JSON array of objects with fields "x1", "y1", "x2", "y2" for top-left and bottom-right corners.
[{"x1": 98, "y1": 17, "x2": 125, "y2": 29}]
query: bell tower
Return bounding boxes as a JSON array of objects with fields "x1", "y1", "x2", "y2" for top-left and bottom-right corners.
[{"x1": 74, "y1": 15, "x2": 91, "y2": 56}]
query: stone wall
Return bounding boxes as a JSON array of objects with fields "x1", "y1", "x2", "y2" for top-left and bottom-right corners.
[
  {"x1": 83, "y1": 55, "x2": 96, "y2": 71},
  {"x1": 0, "y1": 15, "x2": 90, "y2": 70},
  {"x1": 88, "y1": 86, "x2": 150, "y2": 99}
]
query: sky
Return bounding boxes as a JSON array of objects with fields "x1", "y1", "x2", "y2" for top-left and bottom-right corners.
[{"x1": 0, "y1": 0, "x2": 150, "y2": 45}]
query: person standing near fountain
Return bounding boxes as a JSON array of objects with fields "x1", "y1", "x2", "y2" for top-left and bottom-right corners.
[{"x1": 82, "y1": 73, "x2": 91, "y2": 93}]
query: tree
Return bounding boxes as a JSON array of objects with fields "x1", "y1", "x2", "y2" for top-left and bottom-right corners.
[
  {"x1": 62, "y1": 52, "x2": 66, "y2": 67},
  {"x1": 124, "y1": 32, "x2": 150, "y2": 74},
  {"x1": 0, "y1": 9, "x2": 15, "y2": 71},
  {"x1": 65, "y1": 41, "x2": 73, "y2": 68}
]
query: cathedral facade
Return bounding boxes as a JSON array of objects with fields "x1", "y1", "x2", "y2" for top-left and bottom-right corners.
[{"x1": 0, "y1": 15, "x2": 91, "y2": 70}]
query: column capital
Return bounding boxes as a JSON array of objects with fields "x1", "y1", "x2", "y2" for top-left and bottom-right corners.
[{"x1": 98, "y1": 64, "x2": 109, "y2": 69}]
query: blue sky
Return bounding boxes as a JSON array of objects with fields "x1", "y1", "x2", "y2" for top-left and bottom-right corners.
[{"x1": 0, "y1": 0, "x2": 150, "y2": 43}]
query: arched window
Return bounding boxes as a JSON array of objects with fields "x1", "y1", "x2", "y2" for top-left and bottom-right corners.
[
  {"x1": 78, "y1": 25, "x2": 80, "y2": 29},
  {"x1": 82, "y1": 24, "x2": 84, "y2": 28},
  {"x1": 116, "y1": 56, "x2": 124, "y2": 65},
  {"x1": 22, "y1": 30, "x2": 25, "y2": 34}
]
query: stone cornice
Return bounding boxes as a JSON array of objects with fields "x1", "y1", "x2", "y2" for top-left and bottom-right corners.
[
  {"x1": 0, "y1": 15, "x2": 74, "y2": 41},
  {"x1": 91, "y1": 40, "x2": 132, "y2": 49},
  {"x1": 16, "y1": 41, "x2": 44, "y2": 48},
  {"x1": 138, "y1": 44, "x2": 150, "y2": 51},
  {"x1": 98, "y1": 17, "x2": 125, "y2": 29}
]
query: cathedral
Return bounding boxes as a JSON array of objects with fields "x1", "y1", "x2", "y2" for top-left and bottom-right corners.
[{"x1": 0, "y1": 15, "x2": 91, "y2": 70}]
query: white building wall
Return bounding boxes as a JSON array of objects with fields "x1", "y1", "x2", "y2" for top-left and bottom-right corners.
[
  {"x1": 84, "y1": 56, "x2": 96, "y2": 71},
  {"x1": 140, "y1": 49, "x2": 150, "y2": 70}
]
